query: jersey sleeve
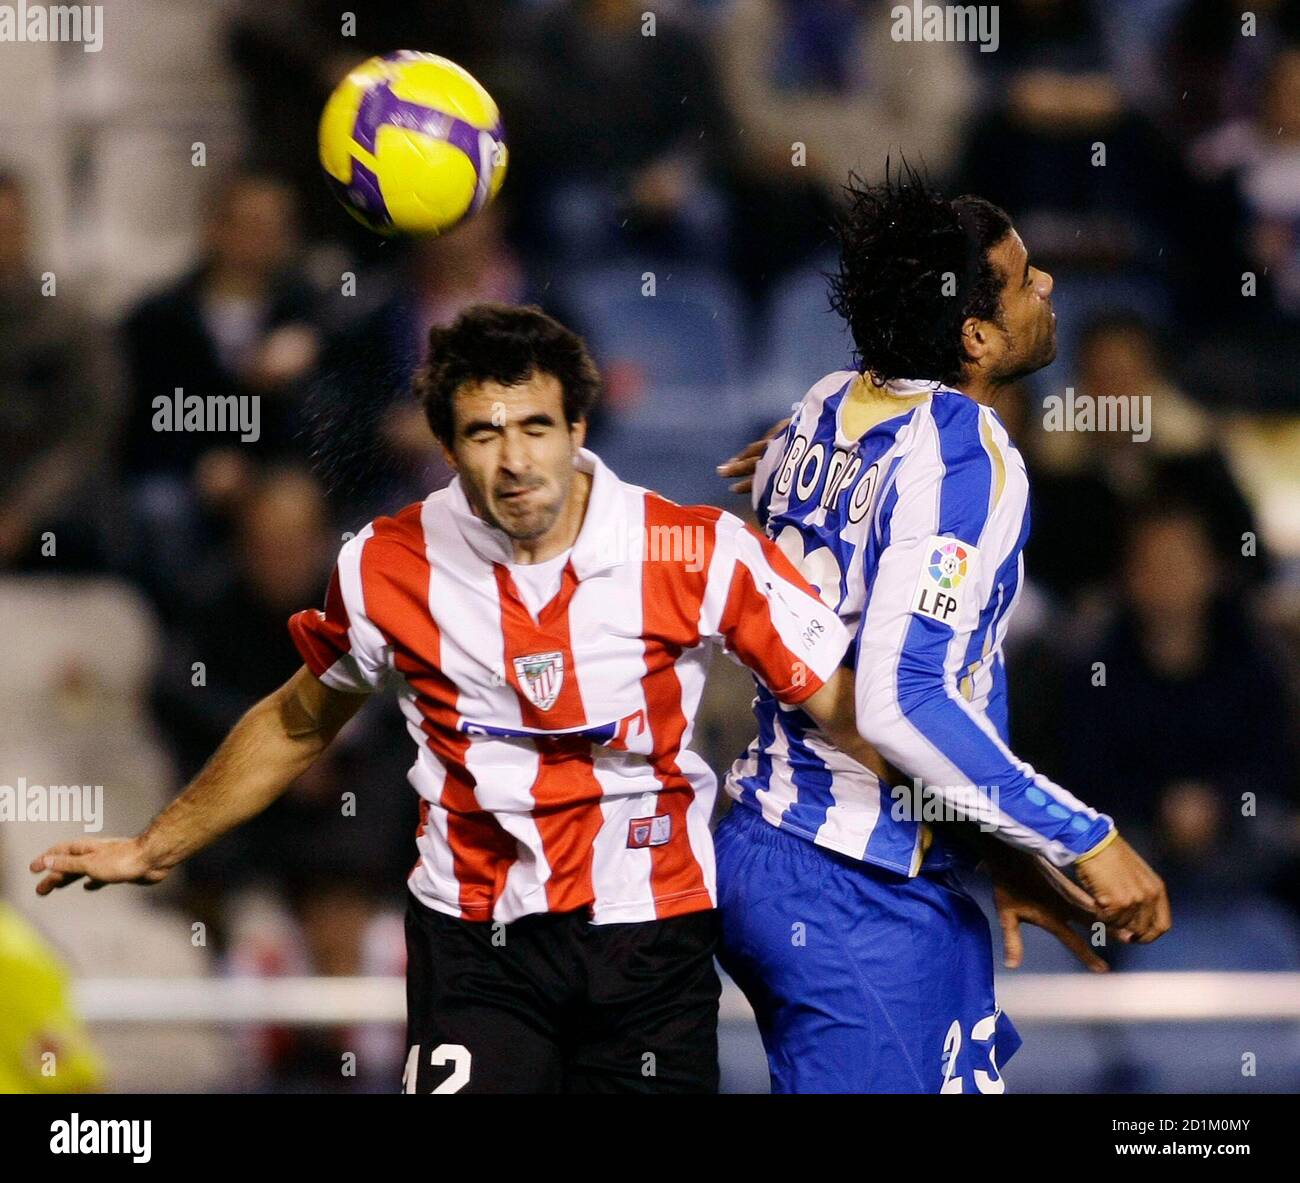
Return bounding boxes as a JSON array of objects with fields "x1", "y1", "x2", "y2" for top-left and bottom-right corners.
[
  {"x1": 287, "y1": 528, "x2": 390, "y2": 694},
  {"x1": 853, "y1": 406, "x2": 1114, "y2": 866},
  {"x1": 711, "y1": 515, "x2": 850, "y2": 705}
]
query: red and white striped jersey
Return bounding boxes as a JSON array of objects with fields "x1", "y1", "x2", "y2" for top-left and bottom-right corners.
[{"x1": 289, "y1": 448, "x2": 849, "y2": 924}]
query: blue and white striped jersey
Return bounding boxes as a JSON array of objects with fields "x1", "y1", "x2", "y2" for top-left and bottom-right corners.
[{"x1": 724, "y1": 371, "x2": 1115, "y2": 873}]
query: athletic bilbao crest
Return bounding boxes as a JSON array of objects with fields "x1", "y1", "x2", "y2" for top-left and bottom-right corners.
[{"x1": 513, "y1": 651, "x2": 564, "y2": 712}]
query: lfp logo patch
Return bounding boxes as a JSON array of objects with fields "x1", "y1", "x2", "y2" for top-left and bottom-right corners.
[
  {"x1": 928, "y1": 542, "x2": 969, "y2": 590},
  {"x1": 912, "y1": 536, "x2": 979, "y2": 625}
]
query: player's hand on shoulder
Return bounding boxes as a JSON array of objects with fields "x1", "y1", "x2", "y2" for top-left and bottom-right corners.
[
  {"x1": 716, "y1": 417, "x2": 790, "y2": 494},
  {"x1": 30, "y1": 836, "x2": 165, "y2": 896},
  {"x1": 1072, "y1": 833, "x2": 1172, "y2": 944}
]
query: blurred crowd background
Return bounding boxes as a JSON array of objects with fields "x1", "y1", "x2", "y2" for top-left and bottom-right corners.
[{"x1": 2, "y1": 0, "x2": 1299, "y2": 1093}]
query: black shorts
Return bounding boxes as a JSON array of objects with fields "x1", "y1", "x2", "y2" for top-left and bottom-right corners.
[{"x1": 403, "y1": 895, "x2": 721, "y2": 1094}]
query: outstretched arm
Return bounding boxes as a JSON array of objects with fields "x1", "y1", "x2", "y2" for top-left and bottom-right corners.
[
  {"x1": 31, "y1": 666, "x2": 366, "y2": 894},
  {"x1": 803, "y1": 669, "x2": 1168, "y2": 953}
]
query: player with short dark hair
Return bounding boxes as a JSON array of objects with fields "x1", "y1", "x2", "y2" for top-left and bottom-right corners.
[
  {"x1": 29, "y1": 302, "x2": 883, "y2": 1093},
  {"x1": 716, "y1": 164, "x2": 1171, "y2": 1093},
  {"x1": 415, "y1": 302, "x2": 602, "y2": 449}
]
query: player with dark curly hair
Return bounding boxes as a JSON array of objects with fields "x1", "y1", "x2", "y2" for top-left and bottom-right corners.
[
  {"x1": 715, "y1": 163, "x2": 1170, "y2": 1093},
  {"x1": 828, "y1": 171, "x2": 1024, "y2": 389}
]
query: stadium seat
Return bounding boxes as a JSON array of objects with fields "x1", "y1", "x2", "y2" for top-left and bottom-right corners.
[
  {"x1": 1114, "y1": 895, "x2": 1300, "y2": 973},
  {"x1": 1115, "y1": 1017, "x2": 1300, "y2": 1094},
  {"x1": 0, "y1": 41, "x2": 73, "y2": 280},
  {"x1": 13, "y1": 0, "x2": 242, "y2": 312},
  {"x1": 554, "y1": 265, "x2": 750, "y2": 422},
  {"x1": 998, "y1": 1023, "x2": 1116, "y2": 1094},
  {"x1": 0, "y1": 576, "x2": 234, "y2": 1091},
  {"x1": 76, "y1": 0, "x2": 237, "y2": 102},
  {"x1": 753, "y1": 259, "x2": 855, "y2": 425},
  {"x1": 592, "y1": 412, "x2": 751, "y2": 508},
  {"x1": 1105, "y1": 897, "x2": 1300, "y2": 1092},
  {"x1": 92, "y1": 127, "x2": 235, "y2": 307}
]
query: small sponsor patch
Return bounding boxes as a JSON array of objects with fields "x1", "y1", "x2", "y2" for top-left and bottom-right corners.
[
  {"x1": 912, "y1": 536, "x2": 979, "y2": 625},
  {"x1": 627, "y1": 814, "x2": 672, "y2": 848}
]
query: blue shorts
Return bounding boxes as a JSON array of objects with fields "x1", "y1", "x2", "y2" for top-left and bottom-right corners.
[{"x1": 715, "y1": 804, "x2": 1021, "y2": 1093}]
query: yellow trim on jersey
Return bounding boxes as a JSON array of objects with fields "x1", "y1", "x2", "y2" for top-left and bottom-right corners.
[
  {"x1": 841, "y1": 374, "x2": 932, "y2": 441},
  {"x1": 1074, "y1": 826, "x2": 1120, "y2": 865},
  {"x1": 978, "y1": 410, "x2": 1007, "y2": 508},
  {"x1": 959, "y1": 621, "x2": 998, "y2": 701},
  {"x1": 911, "y1": 822, "x2": 935, "y2": 875},
  {"x1": 959, "y1": 657, "x2": 981, "y2": 702}
]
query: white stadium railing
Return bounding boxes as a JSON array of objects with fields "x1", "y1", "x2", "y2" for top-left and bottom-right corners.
[{"x1": 72, "y1": 974, "x2": 1300, "y2": 1026}]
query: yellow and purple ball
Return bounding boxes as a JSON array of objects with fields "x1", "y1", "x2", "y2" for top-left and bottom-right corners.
[{"x1": 319, "y1": 51, "x2": 508, "y2": 236}]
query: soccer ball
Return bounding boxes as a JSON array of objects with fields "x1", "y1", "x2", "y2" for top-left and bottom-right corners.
[{"x1": 319, "y1": 51, "x2": 508, "y2": 237}]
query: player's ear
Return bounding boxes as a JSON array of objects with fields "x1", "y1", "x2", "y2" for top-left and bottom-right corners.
[
  {"x1": 570, "y1": 417, "x2": 588, "y2": 450},
  {"x1": 439, "y1": 439, "x2": 459, "y2": 472},
  {"x1": 961, "y1": 316, "x2": 990, "y2": 365}
]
